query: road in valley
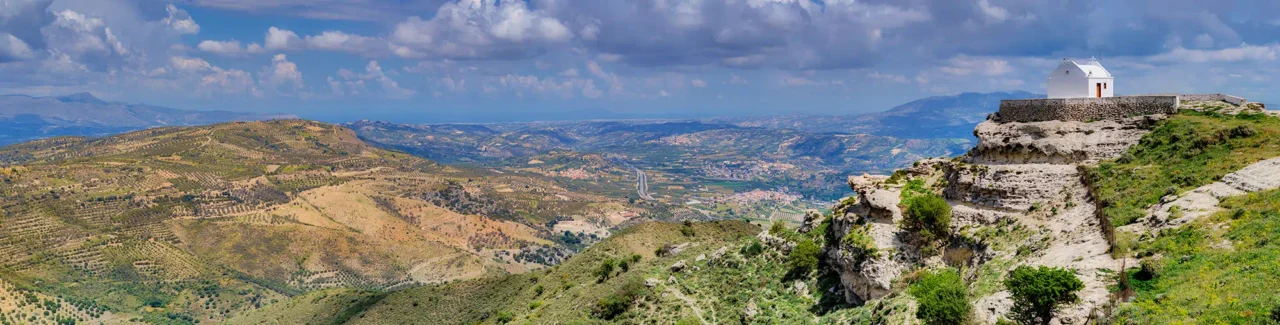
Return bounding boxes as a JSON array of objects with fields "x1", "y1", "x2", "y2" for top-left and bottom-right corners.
[
  {"x1": 612, "y1": 157, "x2": 657, "y2": 201},
  {"x1": 634, "y1": 167, "x2": 655, "y2": 200}
]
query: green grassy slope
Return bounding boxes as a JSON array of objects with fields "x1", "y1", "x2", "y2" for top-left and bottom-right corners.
[
  {"x1": 1114, "y1": 188, "x2": 1280, "y2": 323},
  {"x1": 345, "y1": 221, "x2": 762, "y2": 325},
  {"x1": 223, "y1": 289, "x2": 385, "y2": 325},
  {"x1": 246, "y1": 218, "x2": 926, "y2": 325},
  {"x1": 1085, "y1": 109, "x2": 1280, "y2": 228}
]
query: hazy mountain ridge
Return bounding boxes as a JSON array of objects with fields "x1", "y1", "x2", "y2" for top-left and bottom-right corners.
[
  {"x1": 716, "y1": 91, "x2": 1042, "y2": 138},
  {"x1": 0, "y1": 93, "x2": 296, "y2": 145}
]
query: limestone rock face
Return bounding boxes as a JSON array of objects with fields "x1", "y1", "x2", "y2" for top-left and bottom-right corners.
[
  {"x1": 968, "y1": 115, "x2": 1162, "y2": 165},
  {"x1": 944, "y1": 163, "x2": 1080, "y2": 212},
  {"x1": 824, "y1": 110, "x2": 1167, "y2": 324},
  {"x1": 757, "y1": 230, "x2": 796, "y2": 254},
  {"x1": 825, "y1": 179, "x2": 910, "y2": 303},
  {"x1": 798, "y1": 209, "x2": 826, "y2": 233}
]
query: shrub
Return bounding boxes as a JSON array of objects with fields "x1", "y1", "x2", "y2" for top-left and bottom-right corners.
[
  {"x1": 769, "y1": 220, "x2": 787, "y2": 236},
  {"x1": 495, "y1": 310, "x2": 514, "y2": 324},
  {"x1": 592, "y1": 278, "x2": 648, "y2": 320},
  {"x1": 680, "y1": 220, "x2": 696, "y2": 237},
  {"x1": 594, "y1": 258, "x2": 617, "y2": 281},
  {"x1": 905, "y1": 194, "x2": 952, "y2": 241},
  {"x1": 788, "y1": 239, "x2": 820, "y2": 272},
  {"x1": 741, "y1": 240, "x2": 764, "y2": 257},
  {"x1": 908, "y1": 268, "x2": 971, "y2": 325},
  {"x1": 619, "y1": 259, "x2": 631, "y2": 272},
  {"x1": 1134, "y1": 258, "x2": 1160, "y2": 281},
  {"x1": 840, "y1": 227, "x2": 878, "y2": 260},
  {"x1": 1004, "y1": 266, "x2": 1084, "y2": 325}
]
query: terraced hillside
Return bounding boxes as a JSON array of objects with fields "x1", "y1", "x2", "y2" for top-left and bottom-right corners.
[{"x1": 0, "y1": 120, "x2": 656, "y2": 323}]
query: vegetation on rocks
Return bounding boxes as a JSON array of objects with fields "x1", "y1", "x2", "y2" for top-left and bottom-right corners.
[
  {"x1": 1113, "y1": 188, "x2": 1280, "y2": 323},
  {"x1": 904, "y1": 193, "x2": 953, "y2": 242},
  {"x1": 1086, "y1": 110, "x2": 1280, "y2": 227},
  {"x1": 788, "y1": 238, "x2": 821, "y2": 273}
]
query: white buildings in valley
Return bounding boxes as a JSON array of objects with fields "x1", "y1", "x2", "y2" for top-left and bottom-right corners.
[{"x1": 1047, "y1": 57, "x2": 1113, "y2": 98}]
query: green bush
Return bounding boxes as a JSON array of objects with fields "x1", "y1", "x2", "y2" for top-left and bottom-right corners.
[
  {"x1": 495, "y1": 310, "x2": 514, "y2": 324},
  {"x1": 788, "y1": 239, "x2": 820, "y2": 272},
  {"x1": 592, "y1": 278, "x2": 648, "y2": 320},
  {"x1": 741, "y1": 240, "x2": 764, "y2": 257},
  {"x1": 680, "y1": 220, "x2": 696, "y2": 237},
  {"x1": 1004, "y1": 266, "x2": 1084, "y2": 325},
  {"x1": 840, "y1": 226, "x2": 878, "y2": 260},
  {"x1": 905, "y1": 194, "x2": 952, "y2": 241},
  {"x1": 594, "y1": 258, "x2": 617, "y2": 281},
  {"x1": 908, "y1": 268, "x2": 971, "y2": 325},
  {"x1": 769, "y1": 220, "x2": 787, "y2": 236}
]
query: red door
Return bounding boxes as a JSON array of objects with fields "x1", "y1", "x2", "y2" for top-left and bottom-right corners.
[{"x1": 1096, "y1": 83, "x2": 1102, "y2": 97}]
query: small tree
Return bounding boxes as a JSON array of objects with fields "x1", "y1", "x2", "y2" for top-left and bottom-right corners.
[
  {"x1": 788, "y1": 239, "x2": 820, "y2": 272},
  {"x1": 908, "y1": 268, "x2": 971, "y2": 325},
  {"x1": 594, "y1": 258, "x2": 617, "y2": 281},
  {"x1": 1004, "y1": 266, "x2": 1084, "y2": 325},
  {"x1": 905, "y1": 194, "x2": 952, "y2": 241}
]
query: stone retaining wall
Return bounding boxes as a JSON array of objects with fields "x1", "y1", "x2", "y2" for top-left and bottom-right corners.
[{"x1": 997, "y1": 96, "x2": 1179, "y2": 123}]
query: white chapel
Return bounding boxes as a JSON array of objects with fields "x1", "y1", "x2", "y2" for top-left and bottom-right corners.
[{"x1": 1047, "y1": 58, "x2": 1113, "y2": 98}]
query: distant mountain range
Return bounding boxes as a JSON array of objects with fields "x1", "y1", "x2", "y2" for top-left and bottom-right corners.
[
  {"x1": 716, "y1": 91, "x2": 1042, "y2": 138},
  {"x1": 0, "y1": 91, "x2": 1039, "y2": 147},
  {"x1": 0, "y1": 93, "x2": 295, "y2": 146}
]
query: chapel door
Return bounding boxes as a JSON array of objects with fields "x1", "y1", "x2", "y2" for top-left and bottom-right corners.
[{"x1": 1096, "y1": 83, "x2": 1102, "y2": 97}]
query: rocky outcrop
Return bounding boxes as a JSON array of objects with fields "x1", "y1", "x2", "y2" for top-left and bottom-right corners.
[
  {"x1": 945, "y1": 163, "x2": 1079, "y2": 212},
  {"x1": 967, "y1": 115, "x2": 1162, "y2": 164},
  {"x1": 798, "y1": 209, "x2": 826, "y2": 233},
  {"x1": 1123, "y1": 157, "x2": 1280, "y2": 233},
  {"x1": 826, "y1": 175, "x2": 912, "y2": 303},
  {"x1": 825, "y1": 103, "x2": 1173, "y2": 324}
]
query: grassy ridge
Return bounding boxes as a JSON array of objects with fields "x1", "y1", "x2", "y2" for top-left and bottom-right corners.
[
  {"x1": 1114, "y1": 189, "x2": 1280, "y2": 323},
  {"x1": 343, "y1": 221, "x2": 761, "y2": 325},
  {"x1": 224, "y1": 289, "x2": 385, "y2": 325},
  {"x1": 248, "y1": 217, "x2": 933, "y2": 324},
  {"x1": 1085, "y1": 110, "x2": 1280, "y2": 227}
]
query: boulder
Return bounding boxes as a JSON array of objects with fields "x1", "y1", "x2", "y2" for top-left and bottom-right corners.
[
  {"x1": 793, "y1": 280, "x2": 810, "y2": 297},
  {"x1": 798, "y1": 209, "x2": 826, "y2": 233},
  {"x1": 710, "y1": 246, "x2": 728, "y2": 261},
  {"x1": 669, "y1": 260, "x2": 687, "y2": 273},
  {"x1": 644, "y1": 278, "x2": 661, "y2": 288}
]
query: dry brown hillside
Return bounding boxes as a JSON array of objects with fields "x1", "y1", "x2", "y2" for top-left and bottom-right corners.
[{"x1": 0, "y1": 120, "x2": 651, "y2": 323}]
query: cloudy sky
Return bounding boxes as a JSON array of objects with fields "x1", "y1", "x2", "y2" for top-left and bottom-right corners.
[{"x1": 1, "y1": 0, "x2": 1277, "y2": 123}]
